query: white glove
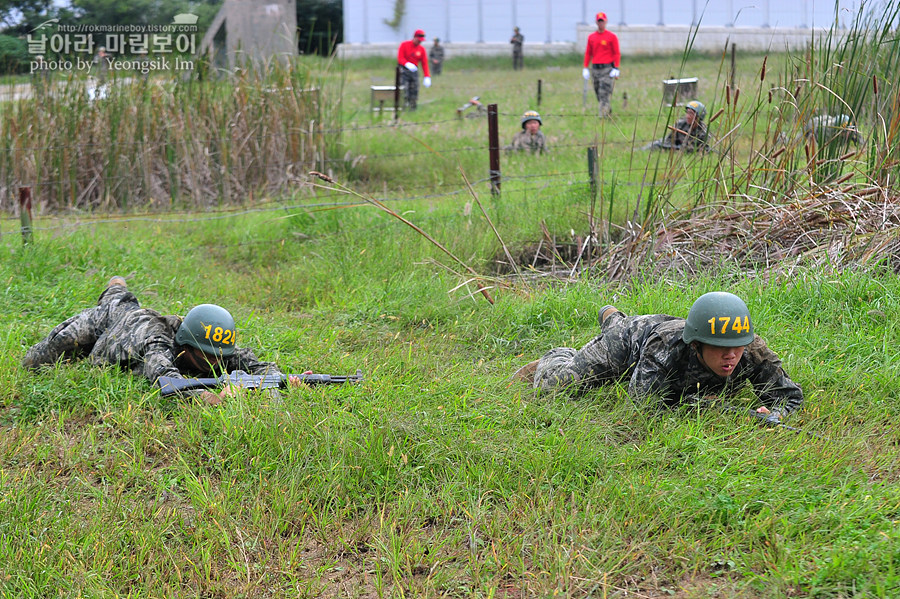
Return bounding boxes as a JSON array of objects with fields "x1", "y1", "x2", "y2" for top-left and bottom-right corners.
[
  {"x1": 609, "y1": 68, "x2": 620, "y2": 78},
  {"x1": 404, "y1": 61, "x2": 417, "y2": 72},
  {"x1": 423, "y1": 76, "x2": 431, "y2": 88},
  {"x1": 582, "y1": 68, "x2": 590, "y2": 80}
]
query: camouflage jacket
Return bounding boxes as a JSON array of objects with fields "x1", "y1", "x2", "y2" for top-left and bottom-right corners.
[
  {"x1": 507, "y1": 130, "x2": 547, "y2": 154},
  {"x1": 535, "y1": 313, "x2": 803, "y2": 414},
  {"x1": 617, "y1": 315, "x2": 802, "y2": 412},
  {"x1": 659, "y1": 116, "x2": 708, "y2": 152},
  {"x1": 23, "y1": 287, "x2": 282, "y2": 387}
]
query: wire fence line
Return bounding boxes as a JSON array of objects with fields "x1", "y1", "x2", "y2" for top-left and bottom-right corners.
[
  {"x1": 2, "y1": 86, "x2": 796, "y2": 223},
  {"x1": 0, "y1": 176, "x2": 601, "y2": 243}
]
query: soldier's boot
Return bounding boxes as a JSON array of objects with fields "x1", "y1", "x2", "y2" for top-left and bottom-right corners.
[
  {"x1": 598, "y1": 305, "x2": 623, "y2": 326},
  {"x1": 511, "y1": 359, "x2": 540, "y2": 384},
  {"x1": 107, "y1": 275, "x2": 127, "y2": 288}
]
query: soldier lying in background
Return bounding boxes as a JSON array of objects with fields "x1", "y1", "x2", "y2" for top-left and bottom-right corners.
[
  {"x1": 513, "y1": 292, "x2": 804, "y2": 419},
  {"x1": 643, "y1": 100, "x2": 708, "y2": 153},
  {"x1": 804, "y1": 114, "x2": 864, "y2": 146},
  {"x1": 23, "y1": 277, "x2": 306, "y2": 404},
  {"x1": 506, "y1": 110, "x2": 548, "y2": 155}
]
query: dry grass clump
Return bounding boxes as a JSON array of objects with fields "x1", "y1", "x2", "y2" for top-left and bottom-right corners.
[
  {"x1": 599, "y1": 186, "x2": 900, "y2": 280},
  {"x1": 0, "y1": 62, "x2": 330, "y2": 213}
]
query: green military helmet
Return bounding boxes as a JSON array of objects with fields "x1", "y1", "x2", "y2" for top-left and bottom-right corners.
[
  {"x1": 685, "y1": 100, "x2": 706, "y2": 122},
  {"x1": 521, "y1": 110, "x2": 542, "y2": 128},
  {"x1": 682, "y1": 292, "x2": 754, "y2": 347},
  {"x1": 175, "y1": 304, "x2": 237, "y2": 357}
]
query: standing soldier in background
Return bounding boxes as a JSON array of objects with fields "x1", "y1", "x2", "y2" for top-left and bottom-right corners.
[
  {"x1": 397, "y1": 29, "x2": 432, "y2": 110},
  {"x1": 513, "y1": 292, "x2": 803, "y2": 419},
  {"x1": 510, "y1": 27, "x2": 524, "y2": 70},
  {"x1": 430, "y1": 38, "x2": 445, "y2": 75},
  {"x1": 582, "y1": 12, "x2": 620, "y2": 118}
]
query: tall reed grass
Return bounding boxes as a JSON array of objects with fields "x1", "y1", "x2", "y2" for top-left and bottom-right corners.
[{"x1": 0, "y1": 59, "x2": 335, "y2": 212}]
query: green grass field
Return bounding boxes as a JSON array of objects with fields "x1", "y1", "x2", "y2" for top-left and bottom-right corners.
[{"x1": 2, "y1": 10, "x2": 900, "y2": 598}]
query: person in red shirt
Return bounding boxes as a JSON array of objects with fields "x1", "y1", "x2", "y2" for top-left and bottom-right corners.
[
  {"x1": 397, "y1": 29, "x2": 432, "y2": 111},
  {"x1": 582, "y1": 12, "x2": 620, "y2": 118}
]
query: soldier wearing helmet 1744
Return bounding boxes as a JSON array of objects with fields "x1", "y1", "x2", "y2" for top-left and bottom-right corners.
[
  {"x1": 513, "y1": 292, "x2": 803, "y2": 418},
  {"x1": 22, "y1": 276, "x2": 306, "y2": 404},
  {"x1": 644, "y1": 100, "x2": 709, "y2": 152},
  {"x1": 506, "y1": 110, "x2": 548, "y2": 154}
]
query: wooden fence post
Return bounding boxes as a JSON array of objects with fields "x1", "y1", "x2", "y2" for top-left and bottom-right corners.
[
  {"x1": 394, "y1": 66, "x2": 401, "y2": 121},
  {"x1": 488, "y1": 104, "x2": 501, "y2": 196},
  {"x1": 19, "y1": 186, "x2": 33, "y2": 245}
]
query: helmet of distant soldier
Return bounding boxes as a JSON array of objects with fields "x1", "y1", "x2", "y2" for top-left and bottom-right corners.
[
  {"x1": 175, "y1": 304, "x2": 237, "y2": 357},
  {"x1": 521, "y1": 110, "x2": 542, "y2": 128},
  {"x1": 682, "y1": 292, "x2": 754, "y2": 347},
  {"x1": 685, "y1": 100, "x2": 706, "y2": 122}
]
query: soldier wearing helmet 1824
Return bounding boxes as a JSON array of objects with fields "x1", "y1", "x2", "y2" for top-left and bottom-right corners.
[
  {"x1": 513, "y1": 292, "x2": 803, "y2": 418},
  {"x1": 506, "y1": 110, "x2": 547, "y2": 154},
  {"x1": 645, "y1": 100, "x2": 709, "y2": 152},
  {"x1": 22, "y1": 277, "x2": 305, "y2": 404}
]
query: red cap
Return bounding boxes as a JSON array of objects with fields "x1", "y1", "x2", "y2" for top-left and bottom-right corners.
[
  {"x1": 414, "y1": 29, "x2": 426, "y2": 38},
  {"x1": 595, "y1": 12, "x2": 607, "y2": 22}
]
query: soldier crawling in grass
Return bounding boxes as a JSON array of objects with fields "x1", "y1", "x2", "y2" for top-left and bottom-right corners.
[
  {"x1": 23, "y1": 276, "x2": 306, "y2": 404},
  {"x1": 804, "y1": 114, "x2": 864, "y2": 147},
  {"x1": 514, "y1": 292, "x2": 804, "y2": 419}
]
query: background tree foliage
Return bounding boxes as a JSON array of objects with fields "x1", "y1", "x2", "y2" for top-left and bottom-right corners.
[
  {"x1": 0, "y1": 0, "x2": 342, "y2": 61},
  {"x1": 0, "y1": 0, "x2": 54, "y2": 33},
  {"x1": 296, "y1": 0, "x2": 342, "y2": 55}
]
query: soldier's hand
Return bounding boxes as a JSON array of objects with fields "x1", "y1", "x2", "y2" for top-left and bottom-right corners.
[
  {"x1": 287, "y1": 371, "x2": 314, "y2": 387},
  {"x1": 582, "y1": 68, "x2": 590, "y2": 80},
  {"x1": 404, "y1": 61, "x2": 417, "y2": 72},
  {"x1": 609, "y1": 68, "x2": 620, "y2": 78},
  {"x1": 423, "y1": 76, "x2": 431, "y2": 88},
  {"x1": 201, "y1": 390, "x2": 222, "y2": 405}
]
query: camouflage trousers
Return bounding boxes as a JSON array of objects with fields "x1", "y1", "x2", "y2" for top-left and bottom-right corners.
[
  {"x1": 400, "y1": 68, "x2": 419, "y2": 110},
  {"x1": 512, "y1": 50, "x2": 523, "y2": 70},
  {"x1": 22, "y1": 284, "x2": 139, "y2": 368},
  {"x1": 590, "y1": 64, "x2": 616, "y2": 118},
  {"x1": 534, "y1": 310, "x2": 630, "y2": 391}
]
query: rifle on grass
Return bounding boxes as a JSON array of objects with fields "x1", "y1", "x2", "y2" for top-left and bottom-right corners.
[{"x1": 158, "y1": 369, "x2": 363, "y2": 397}]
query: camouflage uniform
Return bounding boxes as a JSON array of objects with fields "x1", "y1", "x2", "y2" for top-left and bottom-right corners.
[
  {"x1": 534, "y1": 311, "x2": 804, "y2": 413},
  {"x1": 22, "y1": 284, "x2": 282, "y2": 389},
  {"x1": 430, "y1": 42, "x2": 444, "y2": 75},
  {"x1": 591, "y1": 64, "x2": 616, "y2": 118},
  {"x1": 804, "y1": 114, "x2": 863, "y2": 146},
  {"x1": 510, "y1": 30, "x2": 524, "y2": 70},
  {"x1": 647, "y1": 116, "x2": 708, "y2": 152},
  {"x1": 507, "y1": 130, "x2": 547, "y2": 154}
]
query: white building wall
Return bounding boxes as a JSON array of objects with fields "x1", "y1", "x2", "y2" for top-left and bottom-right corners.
[{"x1": 343, "y1": 0, "x2": 865, "y2": 45}]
